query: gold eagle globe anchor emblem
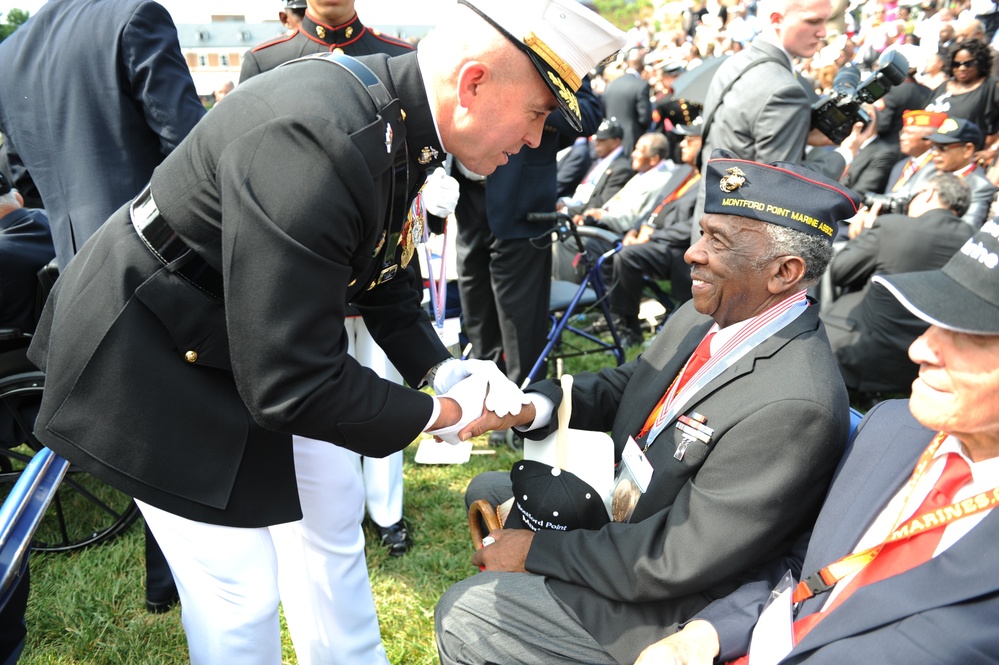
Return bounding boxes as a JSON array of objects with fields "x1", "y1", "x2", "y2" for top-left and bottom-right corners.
[{"x1": 719, "y1": 167, "x2": 747, "y2": 193}]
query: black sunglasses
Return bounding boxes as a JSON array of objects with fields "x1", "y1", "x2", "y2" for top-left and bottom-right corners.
[{"x1": 953, "y1": 59, "x2": 977, "y2": 69}]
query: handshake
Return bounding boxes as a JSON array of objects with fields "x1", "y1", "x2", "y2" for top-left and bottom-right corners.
[{"x1": 424, "y1": 359, "x2": 532, "y2": 444}]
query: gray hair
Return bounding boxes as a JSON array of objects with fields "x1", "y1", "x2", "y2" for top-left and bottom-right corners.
[
  {"x1": 0, "y1": 190, "x2": 18, "y2": 208},
  {"x1": 754, "y1": 223, "x2": 834, "y2": 288},
  {"x1": 638, "y1": 132, "x2": 671, "y2": 161},
  {"x1": 927, "y1": 172, "x2": 971, "y2": 217}
]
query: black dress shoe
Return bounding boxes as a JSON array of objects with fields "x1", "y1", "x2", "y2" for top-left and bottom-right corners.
[
  {"x1": 145, "y1": 587, "x2": 180, "y2": 614},
  {"x1": 375, "y1": 520, "x2": 411, "y2": 557}
]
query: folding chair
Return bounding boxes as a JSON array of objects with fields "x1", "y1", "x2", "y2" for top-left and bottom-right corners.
[{"x1": 523, "y1": 213, "x2": 627, "y2": 384}]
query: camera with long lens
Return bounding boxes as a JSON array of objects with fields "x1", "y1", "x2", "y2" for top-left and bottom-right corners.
[
  {"x1": 811, "y1": 50, "x2": 909, "y2": 144},
  {"x1": 862, "y1": 190, "x2": 916, "y2": 215}
]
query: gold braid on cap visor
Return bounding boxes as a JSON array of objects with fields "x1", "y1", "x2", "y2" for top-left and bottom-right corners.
[{"x1": 524, "y1": 32, "x2": 581, "y2": 90}]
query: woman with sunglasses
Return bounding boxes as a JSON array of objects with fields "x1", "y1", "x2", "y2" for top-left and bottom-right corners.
[{"x1": 924, "y1": 38, "x2": 999, "y2": 167}]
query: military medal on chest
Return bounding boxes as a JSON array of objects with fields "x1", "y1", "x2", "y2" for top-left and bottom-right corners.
[{"x1": 398, "y1": 193, "x2": 425, "y2": 269}]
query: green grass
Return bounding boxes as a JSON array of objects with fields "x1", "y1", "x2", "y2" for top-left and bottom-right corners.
[{"x1": 17, "y1": 333, "x2": 645, "y2": 664}]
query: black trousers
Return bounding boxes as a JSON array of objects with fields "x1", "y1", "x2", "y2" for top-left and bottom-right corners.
[
  {"x1": 455, "y1": 181, "x2": 552, "y2": 386},
  {"x1": 608, "y1": 241, "x2": 691, "y2": 318}
]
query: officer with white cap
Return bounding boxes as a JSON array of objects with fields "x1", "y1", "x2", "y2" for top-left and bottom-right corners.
[{"x1": 27, "y1": 2, "x2": 626, "y2": 663}]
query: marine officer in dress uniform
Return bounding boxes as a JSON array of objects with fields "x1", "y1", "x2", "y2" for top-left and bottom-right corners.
[
  {"x1": 240, "y1": 0, "x2": 413, "y2": 83},
  {"x1": 243, "y1": 0, "x2": 419, "y2": 564},
  {"x1": 27, "y1": 2, "x2": 627, "y2": 663}
]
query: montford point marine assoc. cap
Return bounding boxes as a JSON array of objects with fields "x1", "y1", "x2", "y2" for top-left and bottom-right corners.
[
  {"x1": 926, "y1": 117, "x2": 985, "y2": 149},
  {"x1": 594, "y1": 117, "x2": 624, "y2": 140},
  {"x1": 703, "y1": 149, "x2": 862, "y2": 243},
  {"x1": 506, "y1": 460, "x2": 610, "y2": 532},
  {"x1": 902, "y1": 109, "x2": 947, "y2": 129},
  {"x1": 873, "y1": 220, "x2": 999, "y2": 335},
  {"x1": 458, "y1": 0, "x2": 627, "y2": 132}
]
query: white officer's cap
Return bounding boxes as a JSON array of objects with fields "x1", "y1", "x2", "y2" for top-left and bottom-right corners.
[{"x1": 458, "y1": 0, "x2": 626, "y2": 131}]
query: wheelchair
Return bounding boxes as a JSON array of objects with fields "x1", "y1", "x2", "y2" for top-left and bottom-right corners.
[{"x1": 0, "y1": 266, "x2": 139, "y2": 554}]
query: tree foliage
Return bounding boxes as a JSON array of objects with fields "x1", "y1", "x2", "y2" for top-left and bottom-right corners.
[
  {"x1": 0, "y1": 8, "x2": 30, "y2": 42},
  {"x1": 593, "y1": 0, "x2": 655, "y2": 31}
]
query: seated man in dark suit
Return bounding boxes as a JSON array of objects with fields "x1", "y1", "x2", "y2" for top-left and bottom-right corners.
[
  {"x1": 636, "y1": 221, "x2": 999, "y2": 665},
  {"x1": 558, "y1": 117, "x2": 635, "y2": 216},
  {"x1": 604, "y1": 116, "x2": 703, "y2": 346},
  {"x1": 0, "y1": 172, "x2": 54, "y2": 334},
  {"x1": 823, "y1": 172, "x2": 974, "y2": 397},
  {"x1": 434, "y1": 151, "x2": 860, "y2": 665}
]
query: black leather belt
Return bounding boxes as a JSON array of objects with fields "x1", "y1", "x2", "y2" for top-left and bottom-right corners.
[{"x1": 130, "y1": 186, "x2": 224, "y2": 301}]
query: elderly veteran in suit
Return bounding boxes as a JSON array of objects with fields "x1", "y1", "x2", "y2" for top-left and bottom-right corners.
[
  {"x1": 25, "y1": 1, "x2": 627, "y2": 663},
  {"x1": 434, "y1": 150, "x2": 860, "y2": 665},
  {"x1": 636, "y1": 220, "x2": 999, "y2": 665}
]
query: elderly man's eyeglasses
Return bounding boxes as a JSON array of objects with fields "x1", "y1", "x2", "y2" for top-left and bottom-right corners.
[{"x1": 953, "y1": 60, "x2": 978, "y2": 69}]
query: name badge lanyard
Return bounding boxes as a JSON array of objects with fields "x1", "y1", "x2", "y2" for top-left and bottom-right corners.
[
  {"x1": 417, "y1": 197, "x2": 448, "y2": 330},
  {"x1": 644, "y1": 293, "x2": 808, "y2": 447},
  {"x1": 793, "y1": 432, "x2": 999, "y2": 605}
]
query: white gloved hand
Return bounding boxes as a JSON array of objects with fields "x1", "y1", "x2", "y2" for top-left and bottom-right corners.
[
  {"x1": 422, "y1": 167, "x2": 460, "y2": 218},
  {"x1": 426, "y1": 373, "x2": 489, "y2": 444},
  {"x1": 432, "y1": 359, "x2": 529, "y2": 418}
]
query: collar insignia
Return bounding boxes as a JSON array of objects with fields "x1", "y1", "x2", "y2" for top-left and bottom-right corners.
[
  {"x1": 418, "y1": 146, "x2": 439, "y2": 165},
  {"x1": 316, "y1": 25, "x2": 326, "y2": 39},
  {"x1": 345, "y1": 26, "x2": 353, "y2": 39}
]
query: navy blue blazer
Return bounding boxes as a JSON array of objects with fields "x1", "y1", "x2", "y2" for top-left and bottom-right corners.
[
  {"x1": 700, "y1": 399, "x2": 999, "y2": 664},
  {"x1": 0, "y1": 207, "x2": 54, "y2": 333},
  {"x1": 0, "y1": 0, "x2": 206, "y2": 268}
]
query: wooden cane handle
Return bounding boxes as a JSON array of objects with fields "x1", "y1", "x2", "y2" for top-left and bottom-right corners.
[{"x1": 468, "y1": 499, "x2": 502, "y2": 550}]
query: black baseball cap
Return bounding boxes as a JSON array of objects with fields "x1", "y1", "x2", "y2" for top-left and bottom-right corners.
[
  {"x1": 873, "y1": 221, "x2": 999, "y2": 334},
  {"x1": 926, "y1": 117, "x2": 985, "y2": 150},
  {"x1": 506, "y1": 460, "x2": 610, "y2": 532}
]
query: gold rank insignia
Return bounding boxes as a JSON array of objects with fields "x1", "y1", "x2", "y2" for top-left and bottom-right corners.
[
  {"x1": 345, "y1": 26, "x2": 353, "y2": 39},
  {"x1": 417, "y1": 146, "x2": 439, "y2": 165},
  {"x1": 719, "y1": 167, "x2": 747, "y2": 193},
  {"x1": 316, "y1": 25, "x2": 326, "y2": 39}
]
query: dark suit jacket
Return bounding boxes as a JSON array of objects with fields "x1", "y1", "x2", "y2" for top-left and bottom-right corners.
[
  {"x1": 0, "y1": 208, "x2": 54, "y2": 333},
  {"x1": 566, "y1": 152, "x2": 636, "y2": 216},
  {"x1": 556, "y1": 138, "x2": 593, "y2": 199},
  {"x1": 0, "y1": 0, "x2": 206, "y2": 269},
  {"x1": 27, "y1": 52, "x2": 452, "y2": 528},
  {"x1": 841, "y1": 138, "x2": 901, "y2": 196},
  {"x1": 239, "y1": 10, "x2": 413, "y2": 83},
  {"x1": 602, "y1": 71, "x2": 653, "y2": 154},
  {"x1": 522, "y1": 300, "x2": 849, "y2": 664},
  {"x1": 876, "y1": 79, "x2": 932, "y2": 144},
  {"x1": 822, "y1": 208, "x2": 973, "y2": 393},
  {"x1": 701, "y1": 400, "x2": 999, "y2": 664}
]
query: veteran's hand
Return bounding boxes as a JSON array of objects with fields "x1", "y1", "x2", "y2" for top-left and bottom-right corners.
[
  {"x1": 472, "y1": 528, "x2": 533, "y2": 572},
  {"x1": 633, "y1": 620, "x2": 720, "y2": 665},
  {"x1": 459, "y1": 402, "x2": 537, "y2": 442}
]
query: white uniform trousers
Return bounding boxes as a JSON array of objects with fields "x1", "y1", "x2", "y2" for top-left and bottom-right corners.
[
  {"x1": 138, "y1": 434, "x2": 388, "y2": 664},
  {"x1": 342, "y1": 317, "x2": 405, "y2": 528}
]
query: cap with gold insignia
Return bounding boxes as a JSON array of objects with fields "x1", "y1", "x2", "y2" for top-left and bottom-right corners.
[
  {"x1": 457, "y1": 0, "x2": 627, "y2": 132},
  {"x1": 703, "y1": 149, "x2": 861, "y2": 243},
  {"x1": 284, "y1": 0, "x2": 307, "y2": 8},
  {"x1": 926, "y1": 117, "x2": 984, "y2": 150}
]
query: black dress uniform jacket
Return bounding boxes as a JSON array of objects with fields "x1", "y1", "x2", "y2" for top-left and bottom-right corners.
[
  {"x1": 28, "y1": 52, "x2": 451, "y2": 528},
  {"x1": 240, "y1": 11, "x2": 413, "y2": 83}
]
